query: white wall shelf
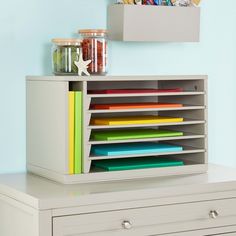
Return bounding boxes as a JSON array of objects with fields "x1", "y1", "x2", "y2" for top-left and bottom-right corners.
[{"x1": 107, "y1": 5, "x2": 201, "y2": 42}]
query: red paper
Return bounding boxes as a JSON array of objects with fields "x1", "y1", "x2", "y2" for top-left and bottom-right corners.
[
  {"x1": 91, "y1": 103, "x2": 183, "y2": 110},
  {"x1": 88, "y1": 88, "x2": 183, "y2": 94}
]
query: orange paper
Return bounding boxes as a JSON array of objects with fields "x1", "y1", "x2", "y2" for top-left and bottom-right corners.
[{"x1": 91, "y1": 103, "x2": 183, "y2": 110}]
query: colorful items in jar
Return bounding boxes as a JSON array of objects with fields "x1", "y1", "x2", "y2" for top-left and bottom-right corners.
[
  {"x1": 79, "y1": 29, "x2": 108, "y2": 76},
  {"x1": 52, "y1": 38, "x2": 81, "y2": 75}
]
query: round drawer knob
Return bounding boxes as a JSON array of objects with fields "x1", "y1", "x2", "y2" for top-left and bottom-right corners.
[
  {"x1": 209, "y1": 210, "x2": 219, "y2": 219},
  {"x1": 122, "y1": 220, "x2": 132, "y2": 230}
]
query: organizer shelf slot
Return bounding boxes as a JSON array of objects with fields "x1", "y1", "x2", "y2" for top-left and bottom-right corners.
[
  {"x1": 26, "y1": 75, "x2": 208, "y2": 184},
  {"x1": 88, "y1": 105, "x2": 205, "y2": 114},
  {"x1": 88, "y1": 91, "x2": 205, "y2": 98},
  {"x1": 89, "y1": 148, "x2": 205, "y2": 161},
  {"x1": 88, "y1": 119, "x2": 206, "y2": 130},
  {"x1": 89, "y1": 134, "x2": 205, "y2": 145}
]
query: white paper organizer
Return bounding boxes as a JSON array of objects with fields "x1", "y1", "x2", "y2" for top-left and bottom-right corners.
[{"x1": 26, "y1": 75, "x2": 207, "y2": 184}]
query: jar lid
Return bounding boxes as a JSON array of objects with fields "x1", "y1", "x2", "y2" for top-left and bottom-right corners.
[
  {"x1": 52, "y1": 38, "x2": 81, "y2": 46},
  {"x1": 78, "y1": 29, "x2": 107, "y2": 37}
]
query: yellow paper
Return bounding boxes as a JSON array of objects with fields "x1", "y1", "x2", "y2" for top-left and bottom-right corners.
[
  {"x1": 68, "y1": 92, "x2": 75, "y2": 174},
  {"x1": 91, "y1": 116, "x2": 183, "y2": 126}
]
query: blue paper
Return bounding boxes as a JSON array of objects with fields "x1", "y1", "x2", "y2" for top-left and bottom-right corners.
[{"x1": 91, "y1": 142, "x2": 183, "y2": 156}]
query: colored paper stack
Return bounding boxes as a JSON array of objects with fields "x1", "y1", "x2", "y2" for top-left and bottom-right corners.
[
  {"x1": 90, "y1": 102, "x2": 183, "y2": 110},
  {"x1": 92, "y1": 129, "x2": 183, "y2": 141},
  {"x1": 91, "y1": 116, "x2": 183, "y2": 126},
  {"x1": 92, "y1": 157, "x2": 184, "y2": 171},
  {"x1": 68, "y1": 91, "x2": 83, "y2": 175},
  {"x1": 69, "y1": 88, "x2": 186, "y2": 173},
  {"x1": 91, "y1": 142, "x2": 183, "y2": 156}
]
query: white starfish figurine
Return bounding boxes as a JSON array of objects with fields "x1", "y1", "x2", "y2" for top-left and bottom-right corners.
[{"x1": 74, "y1": 52, "x2": 92, "y2": 76}]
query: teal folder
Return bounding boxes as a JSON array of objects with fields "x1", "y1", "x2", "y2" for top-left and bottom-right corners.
[
  {"x1": 92, "y1": 157, "x2": 184, "y2": 171},
  {"x1": 92, "y1": 129, "x2": 183, "y2": 141},
  {"x1": 91, "y1": 143, "x2": 183, "y2": 156}
]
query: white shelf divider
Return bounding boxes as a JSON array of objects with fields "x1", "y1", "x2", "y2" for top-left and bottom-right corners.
[{"x1": 87, "y1": 91, "x2": 205, "y2": 98}]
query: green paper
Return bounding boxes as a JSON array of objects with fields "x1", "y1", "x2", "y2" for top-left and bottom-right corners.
[
  {"x1": 74, "y1": 92, "x2": 82, "y2": 174},
  {"x1": 92, "y1": 129, "x2": 183, "y2": 141},
  {"x1": 92, "y1": 157, "x2": 184, "y2": 171}
]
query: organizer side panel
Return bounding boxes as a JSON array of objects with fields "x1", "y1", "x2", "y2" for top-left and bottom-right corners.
[
  {"x1": 204, "y1": 78, "x2": 208, "y2": 164},
  {"x1": 27, "y1": 80, "x2": 69, "y2": 175}
]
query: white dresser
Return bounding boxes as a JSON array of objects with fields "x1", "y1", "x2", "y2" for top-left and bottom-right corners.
[{"x1": 1, "y1": 164, "x2": 236, "y2": 236}]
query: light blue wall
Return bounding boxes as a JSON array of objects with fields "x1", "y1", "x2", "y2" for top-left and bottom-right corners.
[{"x1": 0, "y1": 0, "x2": 235, "y2": 173}]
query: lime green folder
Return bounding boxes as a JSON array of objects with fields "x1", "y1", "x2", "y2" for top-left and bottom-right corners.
[
  {"x1": 92, "y1": 129, "x2": 183, "y2": 141},
  {"x1": 74, "y1": 92, "x2": 82, "y2": 174},
  {"x1": 92, "y1": 157, "x2": 184, "y2": 171}
]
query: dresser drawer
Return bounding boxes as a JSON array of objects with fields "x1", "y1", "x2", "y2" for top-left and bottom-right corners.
[
  {"x1": 163, "y1": 232, "x2": 236, "y2": 236},
  {"x1": 53, "y1": 198, "x2": 236, "y2": 236},
  {"x1": 216, "y1": 234, "x2": 236, "y2": 236},
  {"x1": 161, "y1": 226, "x2": 236, "y2": 236}
]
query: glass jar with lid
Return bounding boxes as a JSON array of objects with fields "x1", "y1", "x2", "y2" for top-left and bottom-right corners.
[
  {"x1": 79, "y1": 29, "x2": 108, "y2": 75},
  {"x1": 52, "y1": 38, "x2": 81, "y2": 75}
]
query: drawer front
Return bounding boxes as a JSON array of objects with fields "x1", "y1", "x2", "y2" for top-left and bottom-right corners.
[
  {"x1": 216, "y1": 234, "x2": 236, "y2": 236},
  {"x1": 161, "y1": 226, "x2": 236, "y2": 236},
  {"x1": 162, "y1": 232, "x2": 236, "y2": 236},
  {"x1": 53, "y1": 198, "x2": 236, "y2": 236}
]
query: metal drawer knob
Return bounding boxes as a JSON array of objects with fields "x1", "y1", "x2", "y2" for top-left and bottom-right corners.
[
  {"x1": 122, "y1": 220, "x2": 132, "y2": 230},
  {"x1": 209, "y1": 210, "x2": 219, "y2": 219}
]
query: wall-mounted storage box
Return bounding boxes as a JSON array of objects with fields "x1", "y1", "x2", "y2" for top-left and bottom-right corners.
[
  {"x1": 26, "y1": 75, "x2": 207, "y2": 184},
  {"x1": 107, "y1": 5, "x2": 200, "y2": 42}
]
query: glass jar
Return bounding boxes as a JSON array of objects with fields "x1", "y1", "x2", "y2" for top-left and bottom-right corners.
[
  {"x1": 52, "y1": 38, "x2": 81, "y2": 75},
  {"x1": 79, "y1": 29, "x2": 108, "y2": 75}
]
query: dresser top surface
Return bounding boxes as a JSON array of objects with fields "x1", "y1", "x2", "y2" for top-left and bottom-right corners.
[{"x1": 0, "y1": 164, "x2": 236, "y2": 210}]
